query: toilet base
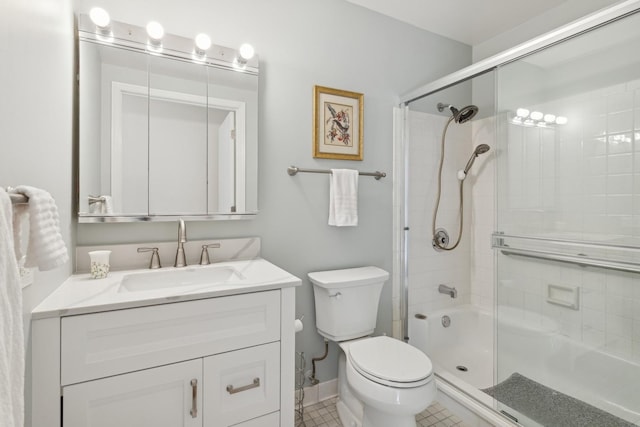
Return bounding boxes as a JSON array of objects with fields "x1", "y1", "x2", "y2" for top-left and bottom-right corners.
[
  {"x1": 362, "y1": 405, "x2": 417, "y2": 427},
  {"x1": 336, "y1": 398, "x2": 361, "y2": 427},
  {"x1": 337, "y1": 396, "x2": 418, "y2": 427},
  {"x1": 337, "y1": 353, "x2": 364, "y2": 427}
]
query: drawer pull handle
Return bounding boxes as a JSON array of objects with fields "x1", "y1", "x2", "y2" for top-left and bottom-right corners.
[
  {"x1": 190, "y1": 379, "x2": 198, "y2": 418},
  {"x1": 226, "y1": 377, "x2": 260, "y2": 394}
]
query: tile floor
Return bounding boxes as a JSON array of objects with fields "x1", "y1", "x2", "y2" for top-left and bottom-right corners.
[{"x1": 297, "y1": 397, "x2": 466, "y2": 427}]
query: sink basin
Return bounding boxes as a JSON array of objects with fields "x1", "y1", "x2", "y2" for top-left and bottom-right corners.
[{"x1": 118, "y1": 265, "x2": 244, "y2": 292}]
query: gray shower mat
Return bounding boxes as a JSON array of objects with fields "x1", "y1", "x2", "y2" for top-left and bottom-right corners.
[{"x1": 482, "y1": 373, "x2": 636, "y2": 427}]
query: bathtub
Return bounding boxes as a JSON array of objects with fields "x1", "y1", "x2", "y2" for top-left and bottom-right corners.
[{"x1": 409, "y1": 304, "x2": 640, "y2": 426}]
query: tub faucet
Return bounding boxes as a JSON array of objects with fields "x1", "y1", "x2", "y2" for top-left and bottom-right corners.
[
  {"x1": 438, "y1": 284, "x2": 457, "y2": 298},
  {"x1": 174, "y1": 218, "x2": 187, "y2": 267}
]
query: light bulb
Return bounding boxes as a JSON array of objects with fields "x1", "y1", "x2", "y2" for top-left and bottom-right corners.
[
  {"x1": 146, "y1": 21, "x2": 164, "y2": 43},
  {"x1": 530, "y1": 111, "x2": 543, "y2": 121},
  {"x1": 239, "y1": 43, "x2": 255, "y2": 60},
  {"x1": 516, "y1": 108, "x2": 529, "y2": 118},
  {"x1": 195, "y1": 33, "x2": 211, "y2": 51},
  {"x1": 196, "y1": 33, "x2": 211, "y2": 51},
  {"x1": 524, "y1": 119, "x2": 534, "y2": 127},
  {"x1": 544, "y1": 114, "x2": 556, "y2": 123},
  {"x1": 555, "y1": 116, "x2": 568, "y2": 125},
  {"x1": 89, "y1": 7, "x2": 110, "y2": 30},
  {"x1": 194, "y1": 33, "x2": 211, "y2": 58}
]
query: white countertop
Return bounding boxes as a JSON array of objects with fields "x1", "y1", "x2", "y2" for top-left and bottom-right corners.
[{"x1": 32, "y1": 258, "x2": 301, "y2": 319}]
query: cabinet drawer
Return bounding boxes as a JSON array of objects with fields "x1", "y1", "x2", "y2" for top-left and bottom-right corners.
[
  {"x1": 231, "y1": 412, "x2": 279, "y2": 427},
  {"x1": 61, "y1": 290, "x2": 280, "y2": 385},
  {"x1": 204, "y1": 342, "x2": 280, "y2": 427}
]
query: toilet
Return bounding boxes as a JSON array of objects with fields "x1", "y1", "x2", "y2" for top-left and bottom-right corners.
[{"x1": 309, "y1": 266, "x2": 436, "y2": 427}]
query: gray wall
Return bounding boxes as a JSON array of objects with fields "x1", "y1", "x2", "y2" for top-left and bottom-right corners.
[
  {"x1": 1, "y1": 0, "x2": 75, "y2": 320},
  {"x1": 74, "y1": 0, "x2": 471, "y2": 383},
  {"x1": 0, "y1": 1, "x2": 75, "y2": 425}
]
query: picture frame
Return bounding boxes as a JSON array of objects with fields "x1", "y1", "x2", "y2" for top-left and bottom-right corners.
[{"x1": 313, "y1": 85, "x2": 363, "y2": 160}]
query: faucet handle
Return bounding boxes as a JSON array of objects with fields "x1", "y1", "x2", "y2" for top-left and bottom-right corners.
[
  {"x1": 199, "y1": 243, "x2": 221, "y2": 265},
  {"x1": 137, "y1": 247, "x2": 161, "y2": 269}
]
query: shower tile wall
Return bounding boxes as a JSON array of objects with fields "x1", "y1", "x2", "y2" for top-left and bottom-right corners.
[
  {"x1": 407, "y1": 111, "x2": 472, "y2": 317},
  {"x1": 495, "y1": 80, "x2": 640, "y2": 363},
  {"x1": 470, "y1": 116, "x2": 496, "y2": 311}
]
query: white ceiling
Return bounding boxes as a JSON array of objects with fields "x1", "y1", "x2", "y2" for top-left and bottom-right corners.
[{"x1": 344, "y1": 0, "x2": 615, "y2": 46}]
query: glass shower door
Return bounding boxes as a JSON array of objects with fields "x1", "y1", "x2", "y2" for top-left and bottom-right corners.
[{"x1": 494, "y1": 9, "x2": 640, "y2": 426}]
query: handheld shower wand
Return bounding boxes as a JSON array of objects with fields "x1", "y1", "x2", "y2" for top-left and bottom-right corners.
[{"x1": 457, "y1": 144, "x2": 491, "y2": 180}]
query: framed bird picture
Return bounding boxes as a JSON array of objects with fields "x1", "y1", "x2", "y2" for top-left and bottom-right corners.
[{"x1": 313, "y1": 85, "x2": 363, "y2": 160}]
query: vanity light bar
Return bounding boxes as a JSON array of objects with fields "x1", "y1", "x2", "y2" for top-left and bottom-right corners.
[{"x1": 79, "y1": 13, "x2": 258, "y2": 74}]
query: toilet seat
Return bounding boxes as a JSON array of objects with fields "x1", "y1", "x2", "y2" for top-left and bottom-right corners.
[{"x1": 347, "y1": 336, "x2": 433, "y2": 388}]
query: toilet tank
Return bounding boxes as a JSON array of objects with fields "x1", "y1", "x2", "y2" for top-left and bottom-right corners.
[{"x1": 309, "y1": 266, "x2": 389, "y2": 341}]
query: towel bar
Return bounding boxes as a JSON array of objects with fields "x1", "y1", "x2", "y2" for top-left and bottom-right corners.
[
  {"x1": 10, "y1": 193, "x2": 28, "y2": 204},
  {"x1": 6, "y1": 187, "x2": 28, "y2": 205},
  {"x1": 287, "y1": 166, "x2": 386, "y2": 180},
  {"x1": 491, "y1": 233, "x2": 640, "y2": 274}
]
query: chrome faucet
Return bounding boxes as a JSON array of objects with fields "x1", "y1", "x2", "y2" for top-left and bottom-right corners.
[
  {"x1": 438, "y1": 284, "x2": 457, "y2": 298},
  {"x1": 174, "y1": 219, "x2": 187, "y2": 267}
]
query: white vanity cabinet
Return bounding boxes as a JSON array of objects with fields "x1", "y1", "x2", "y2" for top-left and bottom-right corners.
[
  {"x1": 62, "y1": 343, "x2": 282, "y2": 427},
  {"x1": 31, "y1": 260, "x2": 299, "y2": 427}
]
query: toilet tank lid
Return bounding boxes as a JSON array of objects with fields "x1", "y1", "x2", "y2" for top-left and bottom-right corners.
[{"x1": 308, "y1": 266, "x2": 389, "y2": 289}]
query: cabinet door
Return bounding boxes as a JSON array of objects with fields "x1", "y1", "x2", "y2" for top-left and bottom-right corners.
[
  {"x1": 63, "y1": 359, "x2": 202, "y2": 427},
  {"x1": 204, "y1": 342, "x2": 280, "y2": 427}
]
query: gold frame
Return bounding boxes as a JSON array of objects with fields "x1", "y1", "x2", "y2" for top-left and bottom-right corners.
[{"x1": 313, "y1": 85, "x2": 364, "y2": 160}]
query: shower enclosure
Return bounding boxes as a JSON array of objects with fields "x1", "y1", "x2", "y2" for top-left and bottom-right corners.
[{"x1": 395, "y1": 1, "x2": 640, "y2": 426}]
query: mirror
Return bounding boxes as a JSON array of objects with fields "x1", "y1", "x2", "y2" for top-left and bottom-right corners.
[{"x1": 77, "y1": 15, "x2": 258, "y2": 222}]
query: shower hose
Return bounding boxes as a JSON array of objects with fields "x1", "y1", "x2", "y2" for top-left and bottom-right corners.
[{"x1": 432, "y1": 116, "x2": 465, "y2": 251}]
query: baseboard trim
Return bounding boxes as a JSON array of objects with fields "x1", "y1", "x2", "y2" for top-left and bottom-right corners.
[{"x1": 301, "y1": 379, "x2": 338, "y2": 407}]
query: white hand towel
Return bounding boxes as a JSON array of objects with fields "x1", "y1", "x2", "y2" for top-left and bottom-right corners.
[
  {"x1": 328, "y1": 169, "x2": 359, "y2": 227},
  {"x1": 12, "y1": 185, "x2": 69, "y2": 271},
  {"x1": 0, "y1": 189, "x2": 24, "y2": 427},
  {"x1": 102, "y1": 195, "x2": 113, "y2": 214}
]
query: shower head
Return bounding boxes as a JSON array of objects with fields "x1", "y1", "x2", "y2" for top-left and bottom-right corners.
[
  {"x1": 437, "y1": 103, "x2": 479, "y2": 124},
  {"x1": 458, "y1": 144, "x2": 491, "y2": 180},
  {"x1": 474, "y1": 144, "x2": 491, "y2": 156}
]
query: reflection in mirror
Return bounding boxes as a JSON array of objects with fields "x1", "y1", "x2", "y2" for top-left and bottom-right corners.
[
  {"x1": 77, "y1": 14, "x2": 259, "y2": 222},
  {"x1": 207, "y1": 66, "x2": 258, "y2": 214},
  {"x1": 147, "y1": 56, "x2": 208, "y2": 215},
  {"x1": 79, "y1": 42, "x2": 150, "y2": 215}
]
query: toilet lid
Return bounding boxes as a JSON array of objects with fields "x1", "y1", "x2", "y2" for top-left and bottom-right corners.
[{"x1": 348, "y1": 336, "x2": 433, "y2": 387}]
